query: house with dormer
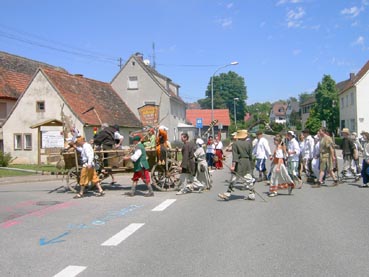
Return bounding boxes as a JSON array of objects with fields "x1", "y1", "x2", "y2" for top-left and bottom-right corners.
[
  {"x1": 2, "y1": 67, "x2": 141, "y2": 164},
  {"x1": 111, "y1": 53, "x2": 187, "y2": 141}
]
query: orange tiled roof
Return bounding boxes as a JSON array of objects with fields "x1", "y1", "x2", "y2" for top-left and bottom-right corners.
[
  {"x1": 0, "y1": 51, "x2": 62, "y2": 99},
  {"x1": 186, "y1": 109, "x2": 230, "y2": 126},
  {"x1": 42, "y1": 68, "x2": 141, "y2": 127}
]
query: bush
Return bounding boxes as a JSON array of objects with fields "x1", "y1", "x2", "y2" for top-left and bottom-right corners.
[{"x1": 0, "y1": 151, "x2": 13, "y2": 167}]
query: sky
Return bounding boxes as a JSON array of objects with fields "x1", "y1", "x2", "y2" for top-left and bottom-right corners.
[{"x1": 1, "y1": 0, "x2": 369, "y2": 105}]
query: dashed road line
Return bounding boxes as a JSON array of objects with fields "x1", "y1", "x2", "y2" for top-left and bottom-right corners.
[
  {"x1": 151, "y1": 199, "x2": 177, "y2": 211},
  {"x1": 53, "y1": 265, "x2": 87, "y2": 277},
  {"x1": 101, "y1": 223, "x2": 145, "y2": 246}
]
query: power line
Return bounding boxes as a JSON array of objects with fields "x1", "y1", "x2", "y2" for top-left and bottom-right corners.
[{"x1": 0, "y1": 24, "x2": 118, "y2": 64}]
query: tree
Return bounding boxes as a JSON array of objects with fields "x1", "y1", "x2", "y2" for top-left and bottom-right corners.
[
  {"x1": 198, "y1": 71, "x2": 247, "y2": 123},
  {"x1": 308, "y1": 75, "x2": 339, "y2": 135},
  {"x1": 299, "y1": 92, "x2": 313, "y2": 105}
]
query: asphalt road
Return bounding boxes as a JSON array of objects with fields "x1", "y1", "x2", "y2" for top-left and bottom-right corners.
[{"x1": 1, "y1": 137, "x2": 368, "y2": 277}]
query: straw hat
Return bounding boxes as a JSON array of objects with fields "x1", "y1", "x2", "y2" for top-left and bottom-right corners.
[
  {"x1": 234, "y1": 129, "x2": 248, "y2": 139},
  {"x1": 341, "y1": 128, "x2": 350, "y2": 134},
  {"x1": 76, "y1": 136, "x2": 85, "y2": 144}
]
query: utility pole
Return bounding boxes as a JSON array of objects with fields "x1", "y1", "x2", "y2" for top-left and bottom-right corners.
[
  {"x1": 118, "y1": 57, "x2": 123, "y2": 69},
  {"x1": 152, "y1": 43, "x2": 156, "y2": 69}
]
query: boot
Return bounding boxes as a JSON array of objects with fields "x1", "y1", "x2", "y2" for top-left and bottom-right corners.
[
  {"x1": 311, "y1": 181, "x2": 321, "y2": 188},
  {"x1": 145, "y1": 184, "x2": 154, "y2": 197},
  {"x1": 257, "y1": 173, "x2": 263, "y2": 182},
  {"x1": 262, "y1": 171, "x2": 268, "y2": 181},
  {"x1": 125, "y1": 185, "x2": 136, "y2": 196}
]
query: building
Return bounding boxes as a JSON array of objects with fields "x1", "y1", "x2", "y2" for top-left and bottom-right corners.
[
  {"x1": 111, "y1": 53, "x2": 187, "y2": 141},
  {"x1": 2, "y1": 67, "x2": 141, "y2": 164},
  {"x1": 186, "y1": 109, "x2": 231, "y2": 139},
  {"x1": 0, "y1": 51, "x2": 61, "y2": 151},
  {"x1": 337, "y1": 61, "x2": 369, "y2": 134},
  {"x1": 269, "y1": 102, "x2": 288, "y2": 124}
]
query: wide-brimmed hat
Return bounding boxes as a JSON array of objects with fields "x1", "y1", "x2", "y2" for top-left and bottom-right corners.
[
  {"x1": 76, "y1": 136, "x2": 85, "y2": 144},
  {"x1": 196, "y1": 138, "x2": 204, "y2": 145},
  {"x1": 287, "y1": 130, "x2": 295, "y2": 137},
  {"x1": 234, "y1": 129, "x2": 248, "y2": 139},
  {"x1": 341, "y1": 128, "x2": 350, "y2": 134}
]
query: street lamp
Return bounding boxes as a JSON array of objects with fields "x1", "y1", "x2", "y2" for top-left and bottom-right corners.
[
  {"x1": 211, "y1": 61, "x2": 239, "y2": 137},
  {"x1": 234, "y1": 97, "x2": 239, "y2": 130}
]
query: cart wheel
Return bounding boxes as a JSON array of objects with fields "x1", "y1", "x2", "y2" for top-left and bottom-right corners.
[
  {"x1": 66, "y1": 167, "x2": 80, "y2": 193},
  {"x1": 151, "y1": 163, "x2": 180, "y2": 191}
]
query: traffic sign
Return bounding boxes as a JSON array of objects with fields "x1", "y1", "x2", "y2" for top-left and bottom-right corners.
[{"x1": 196, "y1": 118, "x2": 203, "y2": 128}]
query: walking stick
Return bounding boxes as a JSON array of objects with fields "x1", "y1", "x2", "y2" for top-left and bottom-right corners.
[{"x1": 222, "y1": 162, "x2": 268, "y2": 203}]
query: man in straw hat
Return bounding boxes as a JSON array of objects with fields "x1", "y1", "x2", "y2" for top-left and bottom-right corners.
[
  {"x1": 339, "y1": 127, "x2": 357, "y2": 177},
  {"x1": 218, "y1": 129, "x2": 255, "y2": 201},
  {"x1": 72, "y1": 136, "x2": 105, "y2": 198}
]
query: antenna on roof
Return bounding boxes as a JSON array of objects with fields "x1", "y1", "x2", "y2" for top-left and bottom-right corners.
[{"x1": 152, "y1": 42, "x2": 156, "y2": 69}]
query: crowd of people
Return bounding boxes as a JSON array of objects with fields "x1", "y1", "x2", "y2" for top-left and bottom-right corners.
[
  {"x1": 218, "y1": 126, "x2": 369, "y2": 200},
  {"x1": 65, "y1": 121, "x2": 369, "y2": 201}
]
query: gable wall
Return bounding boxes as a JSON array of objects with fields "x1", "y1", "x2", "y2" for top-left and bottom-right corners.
[
  {"x1": 2, "y1": 72, "x2": 83, "y2": 164},
  {"x1": 356, "y1": 72, "x2": 369, "y2": 134},
  {"x1": 112, "y1": 58, "x2": 187, "y2": 140}
]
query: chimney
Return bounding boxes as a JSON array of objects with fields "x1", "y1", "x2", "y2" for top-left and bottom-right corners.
[
  {"x1": 135, "y1": 52, "x2": 144, "y2": 61},
  {"x1": 350, "y1": 73, "x2": 355, "y2": 81},
  {"x1": 74, "y1": 74, "x2": 83, "y2": 77}
]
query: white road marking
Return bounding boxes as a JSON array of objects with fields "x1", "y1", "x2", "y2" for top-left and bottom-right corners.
[
  {"x1": 53, "y1": 265, "x2": 87, "y2": 277},
  {"x1": 101, "y1": 223, "x2": 144, "y2": 246},
  {"x1": 151, "y1": 199, "x2": 177, "y2": 211}
]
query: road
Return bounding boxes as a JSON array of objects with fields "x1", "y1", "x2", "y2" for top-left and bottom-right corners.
[{"x1": 1, "y1": 138, "x2": 368, "y2": 277}]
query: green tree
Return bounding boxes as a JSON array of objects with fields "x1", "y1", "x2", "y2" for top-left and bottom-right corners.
[
  {"x1": 308, "y1": 75, "x2": 339, "y2": 135},
  {"x1": 299, "y1": 92, "x2": 313, "y2": 104},
  {"x1": 198, "y1": 71, "x2": 247, "y2": 123}
]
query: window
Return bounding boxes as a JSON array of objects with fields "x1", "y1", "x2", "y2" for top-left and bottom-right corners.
[
  {"x1": 23, "y1": 134, "x2": 32, "y2": 150},
  {"x1": 350, "y1": 92, "x2": 354, "y2": 106},
  {"x1": 0, "y1": 102, "x2": 6, "y2": 118},
  {"x1": 345, "y1": 95, "x2": 348, "y2": 107},
  {"x1": 36, "y1": 101, "x2": 45, "y2": 112},
  {"x1": 340, "y1": 97, "x2": 344, "y2": 109},
  {"x1": 128, "y1": 76, "x2": 138, "y2": 89},
  {"x1": 14, "y1": 134, "x2": 22, "y2": 150}
]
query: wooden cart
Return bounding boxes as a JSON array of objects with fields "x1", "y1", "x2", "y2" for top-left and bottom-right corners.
[{"x1": 61, "y1": 147, "x2": 181, "y2": 193}]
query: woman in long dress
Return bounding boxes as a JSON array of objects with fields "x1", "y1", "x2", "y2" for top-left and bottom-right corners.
[{"x1": 269, "y1": 136, "x2": 295, "y2": 197}]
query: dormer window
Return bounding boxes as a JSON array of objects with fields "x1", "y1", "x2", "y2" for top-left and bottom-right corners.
[{"x1": 36, "y1": 101, "x2": 45, "y2": 112}]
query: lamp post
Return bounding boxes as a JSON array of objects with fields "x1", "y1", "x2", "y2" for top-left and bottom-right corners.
[
  {"x1": 234, "y1": 97, "x2": 239, "y2": 130},
  {"x1": 211, "y1": 61, "x2": 239, "y2": 137}
]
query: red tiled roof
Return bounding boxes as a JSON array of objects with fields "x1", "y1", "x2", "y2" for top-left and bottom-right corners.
[
  {"x1": 272, "y1": 102, "x2": 287, "y2": 117},
  {"x1": 186, "y1": 109, "x2": 230, "y2": 126},
  {"x1": 42, "y1": 68, "x2": 141, "y2": 128},
  {"x1": 0, "y1": 51, "x2": 63, "y2": 99}
]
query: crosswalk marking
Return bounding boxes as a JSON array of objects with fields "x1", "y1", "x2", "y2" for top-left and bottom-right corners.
[
  {"x1": 101, "y1": 223, "x2": 144, "y2": 246},
  {"x1": 151, "y1": 199, "x2": 177, "y2": 211},
  {"x1": 53, "y1": 265, "x2": 87, "y2": 277}
]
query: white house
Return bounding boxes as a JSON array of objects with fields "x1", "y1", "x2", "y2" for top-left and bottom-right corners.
[
  {"x1": 2, "y1": 67, "x2": 141, "y2": 164},
  {"x1": 338, "y1": 60, "x2": 369, "y2": 134},
  {"x1": 111, "y1": 53, "x2": 187, "y2": 141}
]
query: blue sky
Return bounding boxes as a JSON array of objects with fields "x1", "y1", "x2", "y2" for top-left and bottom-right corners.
[{"x1": 1, "y1": 0, "x2": 368, "y2": 105}]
